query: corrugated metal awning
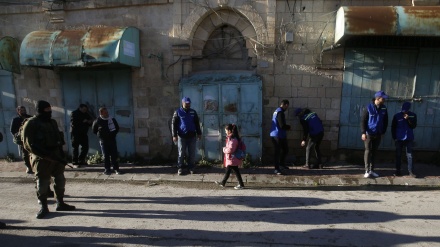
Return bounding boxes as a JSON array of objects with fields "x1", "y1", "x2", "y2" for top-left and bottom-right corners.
[
  {"x1": 0, "y1": 36, "x2": 20, "y2": 74},
  {"x1": 335, "y1": 6, "x2": 440, "y2": 45},
  {"x1": 20, "y1": 26, "x2": 140, "y2": 68}
]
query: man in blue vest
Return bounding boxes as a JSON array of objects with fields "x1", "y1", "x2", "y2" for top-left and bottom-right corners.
[
  {"x1": 270, "y1": 99, "x2": 291, "y2": 175},
  {"x1": 295, "y1": 108, "x2": 324, "y2": 169},
  {"x1": 361, "y1": 90, "x2": 389, "y2": 178},
  {"x1": 172, "y1": 97, "x2": 202, "y2": 175},
  {"x1": 391, "y1": 101, "x2": 417, "y2": 177}
]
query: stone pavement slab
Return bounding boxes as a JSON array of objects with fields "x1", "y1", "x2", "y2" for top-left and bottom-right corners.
[{"x1": 1, "y1": 160, "x2": 440, "y2": 187}]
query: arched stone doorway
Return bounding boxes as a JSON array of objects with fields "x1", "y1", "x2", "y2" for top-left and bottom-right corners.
[
  {"x1": 179, "y1": 8, "x2": 264, "y2": 161},
  {"x1": 193, "y1": 24, "x2": 251, "y2": 71}
]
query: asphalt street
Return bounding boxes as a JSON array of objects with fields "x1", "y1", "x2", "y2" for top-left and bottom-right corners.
[{"x1": 1, "y1": 179, "x2": 440, "y2": 246}]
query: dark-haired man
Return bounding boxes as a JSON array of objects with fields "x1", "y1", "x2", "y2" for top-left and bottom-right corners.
[
  {"x1": 270, "y1": 99, "x2": 291, "y2": 175},
  {"x1": 70, "y1": 104, "x2": 93, "y2": 166},
  {"x1": 295, "y1": 108, "x2": 324, "y2": 169},
  {"x1": 92, "y1": 107, "x2": 122, "y2": 175},
  {"x1": 391, "y1": 102, "x2": 417, "y2": 177},
  {"x1": 10, "y1": 106, "x2": 32, "y2": 174},
  {"x1": 361, "y1": 91, "x2": 389, "y2": 178},
  {"x1": 171, "y1": 97, "x2": 202, "y2": 175}
]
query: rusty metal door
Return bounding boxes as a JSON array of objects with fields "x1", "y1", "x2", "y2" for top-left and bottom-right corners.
[
  {"x1": 340, "y1": 48, "x2": 440, "y2": 150},
  {"x1": 180, "y1": 71, "x2": 262, "y2": 161},
  {"x1": 61, "y1": 69, "x2": 135, "y2": 158},
  {"x1": 0, "y1": 70, "x2": 17, "y2": 157}
]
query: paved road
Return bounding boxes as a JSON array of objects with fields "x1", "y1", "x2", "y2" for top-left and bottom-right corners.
[{"x1": 1, "y1": 180, "x2": 440, "y2": 246}]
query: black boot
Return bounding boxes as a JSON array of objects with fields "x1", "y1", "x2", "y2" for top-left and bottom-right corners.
[
  {"x1": 48, "y1": 188, "x2": 55, "y2": 198},
  {"x1": 36, "y1": 199, "x2": 49, "y2": 219},
  {"x1": 56, "y1": 198, "x2": 76, "y2": 211}
]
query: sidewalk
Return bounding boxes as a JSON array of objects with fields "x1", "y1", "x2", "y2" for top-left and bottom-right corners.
[{"x1": 1, "y1": 160, "x2": 440, "y2": 187}]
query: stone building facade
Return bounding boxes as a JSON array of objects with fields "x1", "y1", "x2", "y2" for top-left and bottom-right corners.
[{"x1": 1, "y1": 0, "x2": 439, "y2": 164}]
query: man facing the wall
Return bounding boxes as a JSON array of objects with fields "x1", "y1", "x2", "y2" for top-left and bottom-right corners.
[{"x1": 270, "y1": 99, "x2": 291, "y2": 175}]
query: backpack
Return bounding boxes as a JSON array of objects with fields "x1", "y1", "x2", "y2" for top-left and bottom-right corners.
[
  {"x1": 234, "y1": 139, "x2": 247, "y2": 160},
  {"x1": 13, "y1": 118, "x2": 30, "y2": 146}
]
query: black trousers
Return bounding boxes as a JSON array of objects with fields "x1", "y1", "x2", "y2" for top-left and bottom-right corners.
[
  {"x1": 100, "y1": 141, "x2": 119, "y2": 171},
  {"x1": 364, "y1": 135, "x2": 382, "y2": 172},
  {"x1": 271, "y1": 137, "x2": 288, "y2": 170},
  {"x1": 221, "y1": 166, "x2": 244, "y2": 187},
  {"x1": 71, "y1": 133, "x2": 89, "y2": 163}
]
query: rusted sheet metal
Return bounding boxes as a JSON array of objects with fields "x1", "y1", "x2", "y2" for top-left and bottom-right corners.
[
  {"x1": 0, "y1": 36, "x2": 20, "y2": 73},
  {"x1": 398, "y1": 7, "x2": 440, "y2": 36},
  {"x1": 20, "y1": 27, "x2": 140, "y2": 68},
  {"x1": 83, "y1": 27, "x2": 125, "y2": 63},
  {"x1": 52, "y1": 30, "x2": 87, "y2": 66},
  {"x1": 335, "y1": 6, "x2": 440, "y2": 44},
  {"x1": 20, "y1": 30, "x2": 61, "y2": 67}
]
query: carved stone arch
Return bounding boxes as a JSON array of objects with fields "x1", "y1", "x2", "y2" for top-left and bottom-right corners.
[{"x1": 181, "y1": 5, "x2": 267, "y2": 53}]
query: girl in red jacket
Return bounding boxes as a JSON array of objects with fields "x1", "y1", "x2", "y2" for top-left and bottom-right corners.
[{"x1": 215, "y1": 124, "x2": 245, "y2": 189}]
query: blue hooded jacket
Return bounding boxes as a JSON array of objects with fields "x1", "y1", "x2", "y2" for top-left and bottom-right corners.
[
  {"x1": 364, "y1": 102, "x2": 388, "y2": 135},
  {"x1": 391, "y1": 102, "x2": 417, "y2": 141},
  {"x1": 302, "y1": 112, "x2": 324, "y2": 136},
  {"x1": 270, "y1": 107, "x2": 288, "y2": 138}
]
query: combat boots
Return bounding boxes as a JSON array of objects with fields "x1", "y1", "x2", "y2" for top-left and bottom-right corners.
[
  {"x1": 36, "y1": 199, "x2": 49, "y2": 219},
  {"x1": 56, "y1": 198, "x2": 76, "y2": 211}
]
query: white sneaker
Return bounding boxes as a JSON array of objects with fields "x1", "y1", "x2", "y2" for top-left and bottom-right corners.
[
  {"x1": 177, "y1": 168, "x2": 183, "y2": 175},
  {"x1": 369, "y1": 171, "x2": 379, "y2": 178},
  {"x1": 363, "y1": 172, "x2": 370, "y2": 178},
  {"x1": 234, "y1": 185, "x2": 244, "y2": 190}
]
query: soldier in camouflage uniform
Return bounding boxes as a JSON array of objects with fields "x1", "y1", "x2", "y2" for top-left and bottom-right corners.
[{"x1": 22, "y1": 100, "x2": 75, "y2": 219}]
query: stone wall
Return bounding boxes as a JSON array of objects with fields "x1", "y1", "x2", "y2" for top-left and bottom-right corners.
[{"x1": 1, "y1": 0, "x2": 429, "y2": 162}]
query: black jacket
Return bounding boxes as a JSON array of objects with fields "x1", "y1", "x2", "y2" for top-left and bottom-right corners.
[
  {"x1": 10, "y1": 114, "x2": 31, "y2": 136},
  {"x1": 92, "y1": 117, "x2": 119, "y2": 143},
  {"x1": 70, "y1": 108, "x2": 92, "y2": 135}
]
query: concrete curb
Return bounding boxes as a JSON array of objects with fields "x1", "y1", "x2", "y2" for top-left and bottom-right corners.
[
  {"x1": 2, "y1": 170, "x2": 439, "y2": 187},
  {"x1": 1, "y1": 162, "x2": 440, "y2": 187}
]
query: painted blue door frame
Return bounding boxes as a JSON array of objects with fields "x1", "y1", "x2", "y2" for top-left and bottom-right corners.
[
  {"x1": 0, "y1": 70, "x2": 18, "y2": 157},
  {"x1": 61, "y1": 69, "x2": 135, "y2": 158},
  {"x1": 180, "y1": 71, "x2": 263, "y2": 161},
  {"x1": 340, "y1": 48, "x2": 440, "y2": 151}
]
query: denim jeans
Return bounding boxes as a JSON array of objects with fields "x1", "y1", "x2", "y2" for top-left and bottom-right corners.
[
  {"x1": 395, "y1": 140, "x2": 413, "y2": 173},
  {"x1": 178, "y1": 136, "x2": 197, "y2": 169},
  {"x1": 364, "y1": 134, "x2": 381, "y2": 172}
]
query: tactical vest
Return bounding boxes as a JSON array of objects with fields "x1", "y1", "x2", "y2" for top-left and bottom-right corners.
[
  {"x1": 27, "y1": 117, "x2": 64, "y2": 149},
  {"x1": 177, "y1": 108, "x2": 197, "y2": 137},
  {"x1": 270, "y1": 107, "x2": 287, "y2": 138},
  {"x1": 366, "y1": 103, "x2": 387, "y2": 135}
]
